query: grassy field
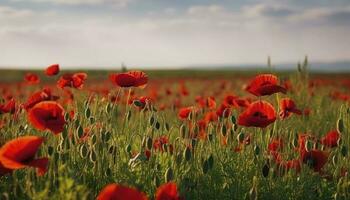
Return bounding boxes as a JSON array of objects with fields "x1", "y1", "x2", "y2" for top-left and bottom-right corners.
[{"x1": 0, "y1": 65, "x2": 349, "y2": 199}]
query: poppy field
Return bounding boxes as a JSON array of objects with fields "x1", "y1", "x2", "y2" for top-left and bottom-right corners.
[{"x1": 0, "y1": 62, "x2": 350, "y2": 200}]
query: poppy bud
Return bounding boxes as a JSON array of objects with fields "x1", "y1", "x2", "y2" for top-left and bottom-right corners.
[
  {"x1": 165, "y1": 167, "x2": 174, "y2": 182},
  {"x1": 48, "y1": 146, "x2": 54, "y2": 156},
  {"x1": 155, "y1": 121, "x2": 160, "y2": 130},
  {"x1": 103, "y1": 131, "x2": 111, "y2": 142},
  {"x1": 165, "y1": 123, "x2": 170, "y2": 132},
  {"x1": 208, "y1": 154, "x2": 214, "y2": 169},
  {"x1": 237, "y1": 132, "x2": 245, "y2": 143},
  {"x1": 77, "y1": 125, "x2": 84, "y2": 138},
  {"x1": 254, "y1": 145, "x2": 260, "y2": 155},
  {"x1": 75, "y1": 119, "x2": 80, "y2": 128},
  {"x1": 208, "y1": 133, "x2": 213, "y2": 141},
  {"x1": 105, "y1": 103, "x2": 112, "y2": 114},
  {"x1": 191, "y1": 139, "x2": 197, "y2": 149},
  {"x1": 89, "y1": 117, "x2": 95, "y2": 124},
  {"x1": 221, "y1": 125, "x2": 227, "y2": 137},
  {"x1": 175, "y1": 152, "x2": 182, "y2": 165},
  {"x1": 341, "y1": 146, "x2": 348, "y2": 157},
  {"x1": 125, "y1": 144, "x2": 132, "y2": 153},
  {"x1": 105, "y1": 168, "x2": 112, "y2": 177},
  {"x1": 91, "y1": 134, "x2": 97, "y2": 144},
  {"x1": 149, "y1": 115, "x2": 155, "y2": 126},
  {"x1": 153, "y1": 176, "x2": 160, "y2": 187},
  {"x1": 180, "y1": 124, "x2": 186, "y2": 138},
  {"x1": 133, "y1": 100, "x2": 143, "y2": 107},
  {"x1": 184, "y1": 147, "x2": 191, "y2": 162},
  {"x1": 89, "y1": 150, "x2": 97, "y2": 163},
  {"x1": 262, "y1": 163, "x2": 269, "y2": 178},
  {"x1": 202, "y1": 159, "x2": 209, "y2": 174},
  {"x1": 64, "y1": 112, "x2": 70, "y2": 121},
  {"x1": 249, "y1": 186, "x2": 258, "y2": 200},
  {"x1": 79, "y1": 145, "x2": 89, "y2": 158},
  {"x1": 108, "y1": 145, "x2": 116, "y2": 154},
  {"x1": 305, "y1": 140, "x2": 312, "y2": 152},
  {"x1": 231, "y1": 124, "x2": 237, "y2": 132},
  {"x1": 85, "y1": 107, "x2": 91, "y2": 118},
  {"x1": 337, "y1": 118, "x2": 344, "y2": 133},
  {"x1": 230, "y1": 115, "x2": 236, "y2": 124}
]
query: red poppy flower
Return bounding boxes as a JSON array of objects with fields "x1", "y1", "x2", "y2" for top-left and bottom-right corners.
[
  {"x1": 24, "y1": 73, "x2": 40, "y2": 85},
  {"x1": 238, "y1": 101, "x2": 276, "y2": 128},
  {"x1": 216, "y1": 104, "x2": 231, "y2": 118},
  {"x1": 204, "y1": 111, "x2": 218, "y2": 123},
  {"x1": 24, "y1": 88, "x2": 59, "y2": 110},
  {"x1": 320, "y1": 130, "x2": 340, "y2": 148},
  {"x1": 300, "y1": 150, "x2": 328, "y2": 172},
  {"x1": 45, "y1": 64, "x2": 60, "y2": 76},
  {"x1": 0, "y1": 136, "x2": 48, "y2": 176},
  {"x1": 279, "y1": 98, "x2": 302, "y2": 119},
  {"x1": 109, "y1": 71, "x2": 148, "y2": 88},
  {"x1": 0, "y1": 99, "x2": 16, "y2": 114},
  {"x1": 156, "y1": 182, "x2": 180, "y2": 200},
  {"x1": 57, "y1": 73, "x2": 87, "y2": 89},
  {"x1": 97, "y1": 184, "x2": 147, "y2": 200},
  {"x1": 223, "y1": 95, "x2": 239, "y2": 107},
  {"x1": 27, "y1": 101, "x2": 66, "y2": 134},
  {"x1": 206, "y1": 96, "x2": 216, "y2": 109},
  {"x1": 245, "y1": 74, "x2": 286, "y2": 96},
  {"x1": 153, "y1": 136, "x2": 169, "y2": 153},
  {"x1": 268, "y1": 138, "x2": 283, "y2": 152},
  {"x1": 276, "y1": 159, "x2": 301, "y2": 173},
  {"x1": 178, "y1": 107, "x2": 194, "y2": 120}
]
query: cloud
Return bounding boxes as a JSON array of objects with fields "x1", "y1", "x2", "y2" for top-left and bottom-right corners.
[
  {"x1": 11, "y1": 0, "x2": 133, "y2": 7},
  {"x1": 0, "y1": 2, "x2": 350, "y2": 68}
]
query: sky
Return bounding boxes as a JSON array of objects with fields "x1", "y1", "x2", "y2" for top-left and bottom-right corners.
[{"x1": 0, "y1": 0, "x2": 349, "y2": 69}]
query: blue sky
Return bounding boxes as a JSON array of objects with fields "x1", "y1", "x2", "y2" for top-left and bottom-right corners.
[{"x1": 0, "y1": 0, "x2": 349, "y2": 68}]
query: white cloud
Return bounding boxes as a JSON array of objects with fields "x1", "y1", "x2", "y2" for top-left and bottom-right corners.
[
  {"x1": 0, "y1": 3, "x2": 349, "y2": 68},
  {"x1": 11, "y1": 0, "x2": 133, "y2": 7}
]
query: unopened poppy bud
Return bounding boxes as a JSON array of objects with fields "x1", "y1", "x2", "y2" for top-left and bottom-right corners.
[
  {"x1": 149, "y1": 115, "x2": 155, "y2": 126},
  {"x1": 165, "y1": 123, "x2": 170, "y2": 131},
  {"x1": 146, "y1": 137, "x2": 153, "y2": 150},
  {"x1": 79, "y1": 145, "x2": 89, "y2": 158},
  {"x1": 230, "y1": 115, "x2": 236, "y2": 124},
  {"x1": 64, "y1": 112, "x2": 70, "y2": 121},
  {"x1": 305, "y1": 140, "x2": 312, "y2": 152},
  {"x1": 103, "y1": 131, "x2": 111, "y2": 142},
  {"x1": 184, "y1": 147, "x2": 191, "y2": 161},
  {"x1": 155, "y1": 121, "x2": 160, "y2": 130},
  {"x1": 85, "y1": 107, "x2": 91, "y2": 118},
  {"x1": 125, "y1": 144, "x2": 132, "y2": 153},
  {"x1": 191, "y1": 139, "x2": 197, "y2": 149},
  {"x1": 108, "y1": 145, "x2": 116, "y2": 154},
  {"x1": 165, "y1": 167, "x2": 174, "y2": 182},
  {"x1": 133, "y1": 100, "x2": 143, "y2": 107},
  {"x1": 208, "y1": 133, "x2": 213, "y2": 141},
  {"x1": 77, "y1": 125, "x2": 84, "y2": 138},
  {"x1": 221, "y1": 125, "x2": 227, "y2": 137},
  {"x1": 232, "y1": 124, "x2": 237, "y2": 132},
  {"x1": 249, "y1": 186, "x2": 258, "y2": 200},
  {"x1": 91, "y1": 134, "x2": 97, "y2": 144},
  {"x1": 208, "y1": 154, "x2": 214, "y2": 169},
  {"x1": 89, "y1": 150, "x2": 97, "y2": 163},
  {"x1": 89, "y1": 117, "x2": 95, "y2": 124},
  {"x1": 202, "y1": 159, "x2": 209, "y2": 174},
  {"x1": 105, "y1": 103, "x2": 111, "y2": 114},
  {"x1": 75, "y1": 119, "x2": 80, "y2": 128},
  {"x1": 237, "y1": 132, "x2": 245, "y2": 143},
  {"x1": 105, "y1": 168, "x2": 112, "y2": 177},
  {"x1": 48, "y1": 146, "x2": 54, "y2": 156},
  {"x1": 254, "y1": 145, "x2": 260, "y2": 155},
  {"x1": 341, "y1": 146, "x2": 348, "y2": 157},
  {"x1": 153, "y1": 176, "x2": 160, "y2": 187},
  {"x1": 337, "y1": 118, "x2": 344, "y2": 133},
  {"x1": 180, "y1": 124, "x2": 186, "y2": 138},
  {"x1": 262, "y1": 163, "x2": 269, "y2": 178}
]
